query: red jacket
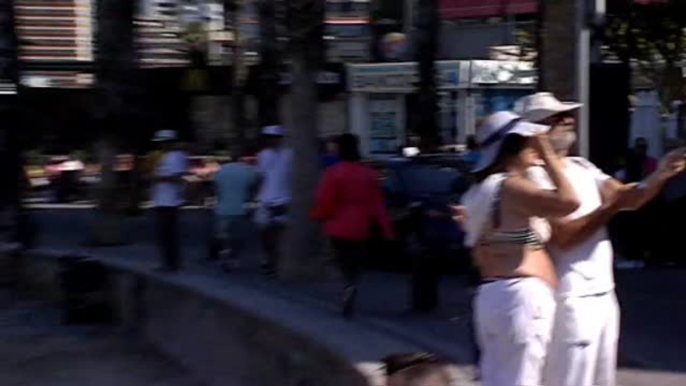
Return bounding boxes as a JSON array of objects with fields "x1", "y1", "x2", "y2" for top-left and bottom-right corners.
[{"x1": 311, "y1": 161, "x2": 394, "y2": 241}]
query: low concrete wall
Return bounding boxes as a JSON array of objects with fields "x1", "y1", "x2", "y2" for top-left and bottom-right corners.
[{"x1": 4, "y1": 249, "x2": 370, "y2": 386}]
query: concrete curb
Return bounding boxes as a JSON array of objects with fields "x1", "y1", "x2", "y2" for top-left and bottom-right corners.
[{"x1": 5, "y1": 247, "x2": 377, "y2": 386}]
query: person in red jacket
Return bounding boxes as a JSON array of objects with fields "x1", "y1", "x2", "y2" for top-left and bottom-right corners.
[{"x1": 311, "y1": 134, "x2": 394, "y2": 318}]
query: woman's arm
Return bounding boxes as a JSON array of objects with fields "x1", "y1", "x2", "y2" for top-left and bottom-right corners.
[
  {"x1": 504, "y1": 135, "x2": 580, "y2": 218},
  {"x1": 549, "y1": 199, "x2": 622, "y2": 250},
  {"x1": 536, "y1": 134, "x2": 580, "y2": 214}
]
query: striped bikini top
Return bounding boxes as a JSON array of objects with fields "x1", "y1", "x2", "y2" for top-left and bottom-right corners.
[
  {"x1": 478, "y1": 175, "x2": 543, "y2": 247},
  {"x1": 479, "y1": 227, "x2": 542, "y2": 247}
]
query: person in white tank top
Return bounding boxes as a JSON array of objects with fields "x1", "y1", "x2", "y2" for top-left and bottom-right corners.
[{"x1": 516, "y1": 92, "x2": 686, "y2": 386}]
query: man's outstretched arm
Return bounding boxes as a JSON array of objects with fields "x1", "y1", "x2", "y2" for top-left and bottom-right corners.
[
  {"x1": 614, "y1": 148, "x2": 685, "y2": 210},
  {"x1": 551, "y1": 148, "x2": 685, "y2": 250}
]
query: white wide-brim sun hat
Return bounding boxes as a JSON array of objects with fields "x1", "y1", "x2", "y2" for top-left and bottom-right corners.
[
  {"x1": 473, "y1": 111, "x2": 550, "y2": 173},
  {"x1": 513, "y1": 92, "x2": 582, "y2": 123},
  {"x1": 152, "y1": 130, "x2": 178, "y2": 142}
]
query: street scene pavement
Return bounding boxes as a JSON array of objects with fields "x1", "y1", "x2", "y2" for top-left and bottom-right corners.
[
  {"x1": 0, "y1": 288, "x2": 203, "y2": 386},
  {"x1": 20, "y1": 208, "x2": 686, "y2": 385}
]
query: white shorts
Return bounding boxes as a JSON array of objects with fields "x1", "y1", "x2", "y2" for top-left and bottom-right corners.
[
  {"x1": 543, "y1": 291, "x2": 620, "y2": 386},
  {"x1": 475, "y1": 277, "x2": 556, "y2": 386}
]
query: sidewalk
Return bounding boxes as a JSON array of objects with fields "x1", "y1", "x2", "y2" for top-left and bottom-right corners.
[
  {"x1": 26, "y1": 209, "x2": 686, "y2": 385},
  {"x1": 33, "y1": 209, "x2": 476, "y2": 355},
  {"x1": 0, "y1": 289, "x2": 203, "y2": 386}
]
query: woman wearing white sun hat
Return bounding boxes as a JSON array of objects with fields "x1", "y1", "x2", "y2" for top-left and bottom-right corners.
[{"x1": 461, "y1": 111, "x2": 580, "y2": 386}]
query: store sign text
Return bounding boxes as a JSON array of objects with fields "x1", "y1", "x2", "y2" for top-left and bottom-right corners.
[{"x1": 348, "y1": 61, "x2": 466, "y2": 92}]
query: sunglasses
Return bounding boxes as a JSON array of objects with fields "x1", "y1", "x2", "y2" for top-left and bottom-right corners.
[{"x1": 543, "y1": 112, "x2": 575, "y2": 125}]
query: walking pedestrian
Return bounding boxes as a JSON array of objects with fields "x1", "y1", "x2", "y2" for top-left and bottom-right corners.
[
  {"x1": 461, "y1": 111, "x2": 580, "y2": 386},
  {"x1": 150, "y1": 130, "x2": 188, "y2": 272},
  {"x1": 311, "y1": 134, "x2": 393, "y2": 318},
  {"x1": 515, "y1": 92, "x2": 686, "y2": 386},
  {"x1": 212, "y1": 148, "x2": 257, "y2": 272},
  {"x1": 255, "y1": 125, "x2": 292, "y2": 276}
]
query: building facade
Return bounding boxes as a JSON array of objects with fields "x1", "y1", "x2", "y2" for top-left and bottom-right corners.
[{"x1": 15, "y1": 0, "x2": 94, "y2": 88}]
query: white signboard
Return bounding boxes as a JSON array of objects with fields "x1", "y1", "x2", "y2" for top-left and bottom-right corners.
[
  {"x1": 470, "y1": 60, "x2": 537, "y2": 86},
  {"x1": 368, "y1": 94, "x2": 401, "y2": 154},
  {"x1": 347, "y1": 61, "x2": 468, "y2": 93}
]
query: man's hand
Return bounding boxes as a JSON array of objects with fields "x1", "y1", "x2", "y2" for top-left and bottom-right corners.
[
  {"x1": 531, "y1": 133, "x2": 555, "y2": 158},
  {"x1": 656, "y1": 148, "x2": 686, "y2": 180},
  {"x1": 601, "y1": 148, "x2": 686, "y2": 212}
]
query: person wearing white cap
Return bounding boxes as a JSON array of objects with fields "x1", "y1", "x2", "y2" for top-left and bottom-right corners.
[
  {"x1": 150, "y1": 129, "x2": 188, "y2": 272},
  {"x1": 461, "y1": 111, "x2": 580, "y2": 386},
  {"x1": 516, "y1": 92, "x2": 686, "y2": 386},
  {"x1": 255, "y1": 125, "x2": 293, "y2": 275}
]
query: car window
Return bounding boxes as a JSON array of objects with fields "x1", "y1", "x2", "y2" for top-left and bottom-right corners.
[{"x1": 397, "y1": 165, "x2": 461, "y2": 196}]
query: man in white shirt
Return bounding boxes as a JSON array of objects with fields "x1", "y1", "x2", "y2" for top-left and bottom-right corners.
[
  {"x1": 516, "y1": 92, "x2": 685, "y2": 386},
  {"x1": 150, "y1": 130, "x2": 188, "y2": 272},
  {"x1": 255, "y1": 125, "x2": 293, "y2": 275}
]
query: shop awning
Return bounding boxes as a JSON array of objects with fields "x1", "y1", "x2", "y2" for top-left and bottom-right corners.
[{"x1": 440, "y1": 0, "x2": 537, "y2": 19}]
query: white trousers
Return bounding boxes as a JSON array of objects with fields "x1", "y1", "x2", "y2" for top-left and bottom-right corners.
[
  {"x1": 475, "y1": 277, "x2": 556, "y2": 386},
  {"x1": 543, "y1": 291, "x2": 620, "y2": 386}
]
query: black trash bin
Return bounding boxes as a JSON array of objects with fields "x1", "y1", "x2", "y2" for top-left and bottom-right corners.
[{"x1": 60, "y1": 256, "x2": 112, "y2": 324}]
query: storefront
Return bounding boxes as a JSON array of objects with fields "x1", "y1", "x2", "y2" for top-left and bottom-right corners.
[
  {"x1": 347, "y1": 60, "x2": 536, "y2": 158},
  {"x1": 468, "y1": 60, "x2": 537, "y2": 120},
  {"x1": 347, "y1": 61, "x2": 469, "y2": 157}
]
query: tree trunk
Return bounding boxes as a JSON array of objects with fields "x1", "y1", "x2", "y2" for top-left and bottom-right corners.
[
  {"x1": 281, "y1": 0, "x2": 325, "y2": 279},
  {"x1": 0, "y1": 0, "x2": 23, "y2": 245},
  {"x1": 538, "y1": 0, "x2": 580, "y2": 99},
  {"x1": 91, "y1": 0, "x2": 137, "y2": 245},
  {"x1": 257, "y1": 0, "x2": 280, "y2": 127},
  {"x1": 415, "y1": 0, "x2": 440, "y2": 150},
  {"x1": 228, "y1": 0, "x2": 247, "y2": 145}
]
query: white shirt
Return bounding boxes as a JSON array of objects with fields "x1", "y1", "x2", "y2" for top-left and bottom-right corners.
[
  {"x1": 528, "y1": 157, "x2": 614, "y2": 297},
  {"x1": 461, "y1": 173, "x2": 507, "y2": 248},
  {"x1": 152, "y1": 150, "x2": 188, "y2": 207},
  {"x1": 257, "y1": 147, "x2": 293, "y2": 205}
]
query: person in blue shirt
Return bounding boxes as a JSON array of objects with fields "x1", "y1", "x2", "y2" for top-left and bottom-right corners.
[{"x1": 212, "y1": 148, "x2": 258, "y2": 272}]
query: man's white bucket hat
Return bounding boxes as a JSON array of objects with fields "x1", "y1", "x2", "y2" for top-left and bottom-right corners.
[
  {"x1": 514, "y1": 92, "x2": 582, "y2": 123},
  {"x1": 473, "y1": 111, "x2": 550, "y2": 173}
]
